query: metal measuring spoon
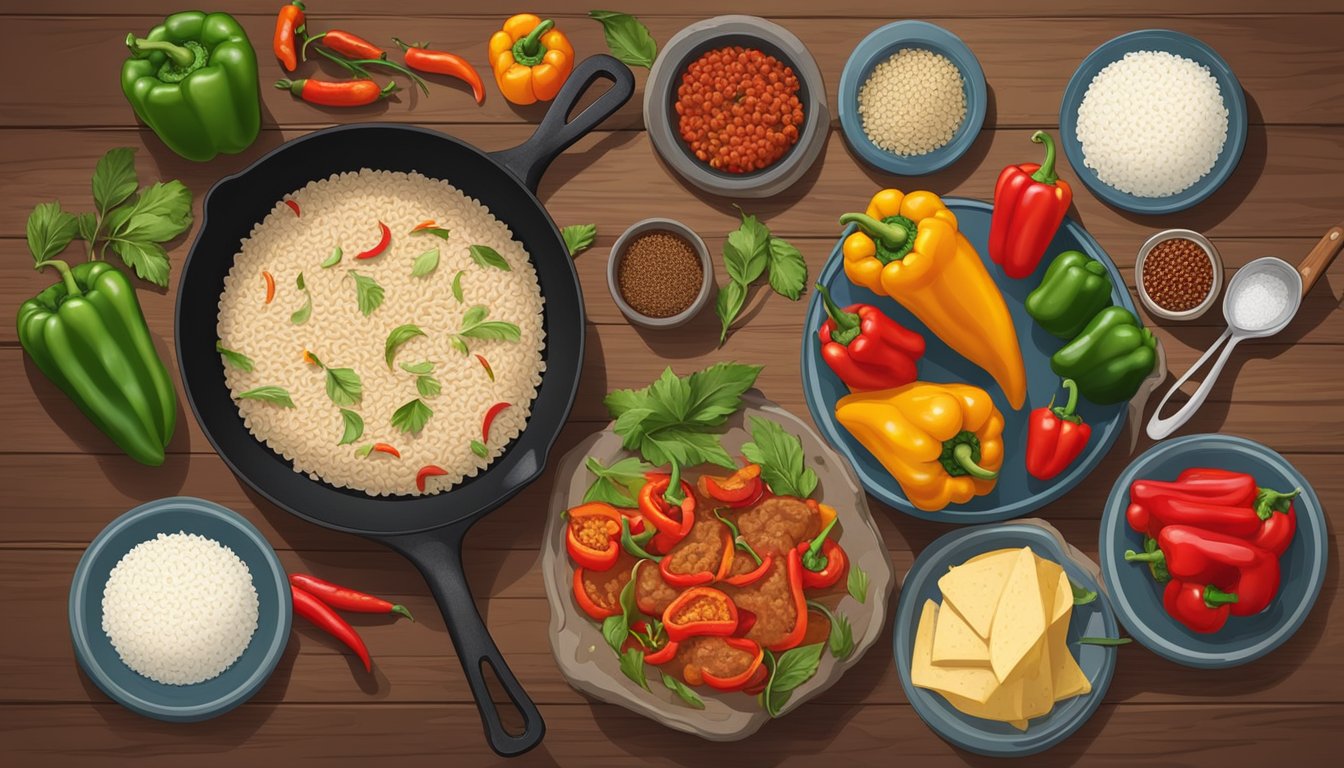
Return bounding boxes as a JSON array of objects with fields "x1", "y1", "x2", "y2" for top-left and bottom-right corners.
[{"x1": 1146, "y1": 225, "x2": 1343, "y2": 440}]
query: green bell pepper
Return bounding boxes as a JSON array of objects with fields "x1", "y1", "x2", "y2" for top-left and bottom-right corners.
[
  {"x1": 122, "y1": 11, "x2": 260, "y2": 162},
  {"x1": 17, "y1": 260, "x2": 177, "y2": 466},
  {"x1": 1026, "y1": 250, "x2": 1114, "y2": 339},
  {"x1": 1050, "y1": 306, "x2": 1157, "y2": 405}
]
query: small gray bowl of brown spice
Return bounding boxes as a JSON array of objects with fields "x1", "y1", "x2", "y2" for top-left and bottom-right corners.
[
  {"x1": 1135, "y1": 229, "x2": 1224, "y2": 321},
  {"x1": 607, "y1": 218, "x2": 714, "y2": 329}
]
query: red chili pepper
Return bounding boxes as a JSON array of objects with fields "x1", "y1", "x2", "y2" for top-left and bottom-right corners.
[
  {"x1": 308, "y1": 29, "x2": 386, "y2": 61},
  {"x1": 732, "y1": 609, "x2": 758, "y2": 638},
  {"x1": 639, "y1": 466, "x2": 696, "y2": 552},
  {"x1": 481, "y1": 402, "x2": 511, "y2": 442},
  {"x1": 372, "y1": 442, "x2": 400, "y2": 458},
  {"x1": 416, "y1": 464, "x2": 448, "y2": 492},
  {"x1": 815, "y1": 283, "x2": 924, "y2": 392},
  {"x1": 349, "y1": 221, "x2": 393, "y2": 260},
  {"x1": 273, "y1": 1, "x2": 306, "y2": 73},
  {"x1": 1128, "y1": 525, "x2": 1281, "y2": 617},
  {"x1": 284, "y1": 199, "x2": 301, "y2": 217},
  {"x1": 741, "y1": 663, "x2": 770, "y2": 695},
  {"x1": 412, "y1": 220, "x2": 437, "y2": 232},
  {"x1": 795, "y1": 520, "x2": 847, "y2": 590},
  {"x1": 289, "y1": 573, "x2": 414, "y2": 620},
  {"x1": 643, "y1": 638, "x2": 679, "y2": 665},
  {"x1": 262, "y1": 270, "x2": 276, "y2": 304},
  {"x1": 1163, "y1": 579, "x2": 1239, "y2": 634},
  {"x1": 393, "y1": 37, "x2": 485, "y2": 105},
  {"x1": 1025, "y1": 378, "x2": 1092, "y2": 481},
  {"x1": 700, "y1": 637, "x2": 765, "y2": 691},
  {"x1": 769, "y1": 547, "x2": 810, "y2": 651},
  {"x1": 572, "y1": 566, "x2": 620, "y2": 620},
  {"x1": 663, "y1": 587, "x2": 739, "y2": 642},
  {"x1": 989, "y1": 130, "x2": 1073, "y2": 279},
  {"x1": 276, "y1": 78, "x2": 398, "y2": 107},
  {"x1": 476, "y1": 354, "x2": 495, "y2": 381},
  {"x1": 697, "y1": 464, "x2": 764, "y2": 508},
  {"x1": 291, "y1": 584, "x2": 372, "y2": 672},
  {"x1": 565, "y1": 502, "x2": 622, "y2": 572}
]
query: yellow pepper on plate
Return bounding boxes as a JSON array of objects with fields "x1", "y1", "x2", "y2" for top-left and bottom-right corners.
[
  {"x1": 835, "y1": 382, "x2": 1004, "y2": 512},
  {"x1": 488, "y1": 14, "x2": 574, "y2": 105},
  {"x1": 839, "y1": 189, "x2": 1028, "y2": 409}
]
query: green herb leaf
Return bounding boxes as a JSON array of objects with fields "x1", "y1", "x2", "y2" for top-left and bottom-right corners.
[
  {"x1": 766, "y1": 236, "x2": 807, "y2": 300},
  {"x1": 411, "y1": 248, "x2": 440, "y2": 277},
  {"x1": 350, "y1": 271, "x2": 384, "y2": 316},
  {"x1": 459, "y1": 305, "x2": 521, "y2": 342},
  {"x1": 400, "y1": 360, "x2": 434, "y2": 375},
  {"x1": 605, "y1": 363, "x2": 761, "y2": 469},
  {"x1": 354, "y1": 443, "x2": 375, "y2": 458},
  {"x1": 325, "y1": 366, "x2": 363, "y2": 406},
  {"x1": 108, "y1": 238, "x2": 171, "y2": 287},
  {"x1": 451, "y1": 270, "x2": 465, "y2": 302},
  {"x1": 589, "y1": 10, "x2": 658, "y2": 69},
  {"x1": 391, "y1": 398, "x2": 433, "y2": 435},
  {"x1": 468, "y1": 244, "x2": 511, "y2": 272},
  {"x1": 470, "y1": 439, "x2": 488, "y2": 457},
  {"x1": 416, "y1": 374, "x2": 442, "y2": 398},
  {"x1": 1078, "y1": 636, "x2": 1134, "y2": 646},
  {"x1": 321, "y1": 246, "x2": 342, "y2": 268},
  {"x1": 583, "y1": 456, "x2": 654, "y2": 507},
  {"x1": 600, "y1": 561, "x2": 643, "y2": 652},
  {"x1": 215, "y1": 340, "x2": 254, "y2": 372},
  {"x1": 107, "y1": 179, "x2": 192, "y2": 245},
  {"x1": 91, "y1": 147, "x2": 139, "y2": 216},
  {"x1": 561, "y1": 223, "x2": 597, "y2": 256},
  {"x1": 337, "y1": 408, "x2": 364, "y2": 445},
  {"x1": 740, "y1": 416, "x2": 818, "y2": 498},
  {"x1": 290, "y1": 272, "x2": 312, "y2": 325},
  {"x1": 1070, "y1": 579, "x2": 1098, "y2": 606},
  {"x1": 602, "y1": 615, "x2": 628, "y2": 655},
  {"x1": 662, "y1": 672, "x2": 706, "y2": 709},
  {"x1": 763, "y1": 643, "x2": 824, "y2": 717},
  {"x1": 411, "y1": 226, "x2": 451, "y2": 240},
  {"x1": 847, "y1": 565, "x2": 869, "y2": 604},
  {"x1": 384, "y1": 324, "x2": 427, "y2": 368},
  {"x1": 715, "y1": 279, "x2": 747, "y2": 346},
  {"x1": 75, "y1": 212, "x2": 98, "y2": 243},
  {"x1": 26, "y1": 202, "x2": 79, "y2": 264},
  {"x1": 619, "y1": 647, "x2": 650, "y2": 691},
  {"x1": 723, "y1": 210, "x2": 770, "y2": 285},
  {"x1": 450, "y1": 336, "x2": 469, "y2": 356},
  {"x1": 237, "y1": 385, "x2": 295, "y2": 408},
  {"x1": 807, "y1": 601, "x2": 855, "y2": 661}
]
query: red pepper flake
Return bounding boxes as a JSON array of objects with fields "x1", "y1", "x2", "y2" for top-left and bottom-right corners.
[
  {"x1": 373, "y1": 442, "x2": 401, "y2": 458},
  {"x1": 262, "y1": 270, "x2": 276, "y2": 304},
  {"x1": 481, "y1": 401, "x2": 511, "y2": 442},
  {"x1": 301, "y1": 349, "x2": 318, "y2": 365},
  {"x1": 355, "y1": 222, "x2": 392, "y2": 260},
  {"x1": 475, "y1": 354, "x2": 495, "y2": 382},
  {"x1": 412, "y1": 220, "x2": 436, "y2": 232},
  {"x1": 416, "y1": 464, "x2": 449, "y2": 492},
  {"x1": 284, "y1": 199, "x2": 301, "y2": 217}
]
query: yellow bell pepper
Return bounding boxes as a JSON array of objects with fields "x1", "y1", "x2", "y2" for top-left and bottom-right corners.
[
  {"x1": 840, "y1": 189, "x2": 1028, "y2": 409},
  {"x1": 835, "y1": 382, "x2": 1004, "y2": 512},
  {"x1": 488, "y1": 14, "x2": 574, "y2": 105}
]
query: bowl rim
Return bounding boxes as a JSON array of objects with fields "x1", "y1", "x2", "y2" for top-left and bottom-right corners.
[
  {"x1": 606, "y1": 217, "x2": 715, "y2": 328},
  {"x1": 1134, "y1": 228, "x2": 1225, "y2": 321},
  {"x1": 68, "y1": 496, "x2": 292, "y2": 721},
  {"x1": 837, "y1": 19, "x2": 988, "y2": 176}
]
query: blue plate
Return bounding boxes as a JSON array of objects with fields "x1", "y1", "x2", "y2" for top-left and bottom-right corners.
[
  {"x1": 838, "y1": 21, "x2": 987, "y2": 176},
  {"x1": 1058, "y1": 29, "x2": 1247, "y2": 214},
  {"x1": 801, "y1": 198, "x2": 1136, "y2": 522},
  {"x1": 69, "y1": 497, "x2": 292, "y2": 722},
  {"x1": 894, "y1": 523, "x2": 1118, "y2": 757},
  {"x1": 1099, "y1": 435, "x2": 1327, "y2": 668}
]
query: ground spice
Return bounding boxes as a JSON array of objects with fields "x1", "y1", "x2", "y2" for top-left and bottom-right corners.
[
  {"x1": 675, "y1": 46, "x2": 804, "y2": 174},
  {"x1": 1143, "y1": 237, "x2": 1214, "y2": 312},
  {"x1": 617, "y1": 231, "x2": 703, "y2": 318}
]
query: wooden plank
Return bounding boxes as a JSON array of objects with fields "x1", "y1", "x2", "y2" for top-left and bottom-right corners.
[{"x1": 2, "y1": 15, "x2": 1343, "y2": 129}]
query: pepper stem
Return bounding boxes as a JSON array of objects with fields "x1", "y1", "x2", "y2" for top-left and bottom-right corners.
[
  {"x1": 275, "y1": 79, "x2": 306, "y2": 96},
  {"x1": 952, "y1": 443, "x2": 998, "y2": 480},
  {"x1": 1253, "y1": 486, "x2": 1300, "y2": 521},
  {"x1": 391, "y1": 604, "x2": 415, "y2": 622},
  {"x1": 1123, "y1": 549, "x2": 1165, "y2": 565},
  {"x1": 519, "y1": 19, "x2": 554, "y2": 58},
  {"x1": 125, "y1": 34, "x2": 196, "y2": 69},
  {"x1": 663, "y1": 460, "x2": 685, "y2": 506},
  {"x1": 838, "y1": 212, "x2": 908, "y2": 250},
  {"x1": 1051, "y1": 378, "x2": 1083, "y2": 423},
  {"x1": 34, "y1": 259, "x2": 82, "y2": 297},
  {"x1": 802, "y1": 518, "x2": 836, "y2": 571},
  {"x1": 815, "y1": 284, "x2": 862, "y2": 346},
  {"x1": 1029, "y1": 130, "x2": 1059, "y2": 186},
  {"x1": 1203, "y1": 585, "x2": 1239, "y2": 607}
]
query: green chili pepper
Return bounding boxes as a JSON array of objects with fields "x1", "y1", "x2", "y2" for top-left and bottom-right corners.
[
  {"x1": 1025, "y1": 250, "x2": 1115, "y2": 339},
  {"x1": 1050, "y1": 306, "x2": 1157, "y2": 405}
]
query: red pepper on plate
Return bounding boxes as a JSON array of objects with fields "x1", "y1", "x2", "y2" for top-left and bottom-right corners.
[
  {"x1": 1025, "y1": 378, "x2": 1091, "y2": 481},
  {"x1": 638, "y1": 463, "x2": 696, "y2": 552},
  {"x1": 292, "y1": 584, "x2": 372, "y2": 672},
  {"x1": 795, "y1": 519, "x2": 847, "y2": 590},
  {"x1": 289, "y1": 573, "x2": 414, "y2": 620},
  {"x1": 643, "y1": 637, "x2": 679, "y2": 666},
  {"x1": 565, "y1": 502, "x2": 623, "y2": 572},
  {"x1": 1163, "y1": 579, "x2": 1239, "y2": 634},
  {"x1": 1128, "y1": 525, "x2": 1281, "y2": 617},
  {"x1": 1126, "y1": 468, "x2": 1300, "y2": 556},
  {"x1": 989, "y1": 130, "x2": 1073, "y2": 279},
  {"x1": 768, "y1": 547, "x2": 810, "y2": 651},
  {"x1": 815, "y1": 283, "x2": 924, "y2": 392},
  {"x1": 571, "y1": 566, "x2": 620, "y2": 620},
  {"x1": 663, "y1": 586, "x2": 739, "y2": 642},
  {"x1": 1251, "y1": 486, "x2": 1300, "y2": 557},
  {"x1": 658, "y1": 524, "x2": 733, "y2": 588},
  {"x1": 722, "y1": 552, "x2": 773, "y2": 587},
  {"x1": 697, "y1": 464, "x2": 764, "y2": 509}
]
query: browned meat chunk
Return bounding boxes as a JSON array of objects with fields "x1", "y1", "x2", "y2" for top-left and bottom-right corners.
[
  {"x1": 579, "y1": 552, "x2": 637, "y2": 613},
  {"x1": 662, "y1": 513, "x2": 728, "y2": 580},
  {"x1": 636, "y1": 560, "x2": 678, "y2": 616},
  {"x1": 726, "y1": 557, "x2": 797, "y2": 649},
  {"x1": 735, "y1": 496, "x2": 819, "y2": 557},
  {"x1": 672, "y1": 635, "x2": 758, "y2": 686}
]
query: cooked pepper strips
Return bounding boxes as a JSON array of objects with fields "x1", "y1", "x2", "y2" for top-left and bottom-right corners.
[
  {"x1": 488, "y1": 14, "x2": 574, "y2": 105},
  {"x1": 1025, "y1": 250, "x2": 1115, "y2": 340},
  {"x1": 1025, "y1": 378, "x2": 1091, "y2": 481},
  {"x1": 565, "y1": 502, "x2": 623, "y2": 572},
  {"x1": 839, "y1": 189, "x2": 1027, "y2": 409},
  {"x1": 989, "y1": 130, "x2": 1073, "y2": 279},
  {"x1": 1050, "y1": 306, "x2": 1157, "y2": 405},
  {"x1": 815, "y1": 283, "x2": 924, "y2": 392}
]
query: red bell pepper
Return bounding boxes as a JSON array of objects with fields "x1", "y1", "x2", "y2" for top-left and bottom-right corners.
[
  {"x1": 643, "y1": 638, "x2": 679, "y2": 665},
  {"x1": 572, "y1": 566, "x2": 620, "y2": 620},
  {"x1": 989, "y1": 130, "x2": 1073, "y2": 279},
  {"x1": 698, "y1": 464, "x2": 765, "y2": 508},
  {"x1": 701, "y1": 637, "x2": 766, "y2": 692},
  {"x1": 769, "y1": 547, "x2": 810, "y2": 652},
  {"x1": 1129, "y1": 525, "x2": 1281, "y2": 617},
  {"x1": 815, "y1": 283, "x2": 924, "y2": 392},
  {"x1": 663, "y1": 587, "x2": 739, "y2": 642},
  {"x1": 1163, "y1": 579, "x2": 1239, "y2": 634},
  {"x1": 795, "y1": 519, "x2": 846, "y2": 589},
  {"x1": 639, "y1": 463, "x2": 696, "y2": 552},
  {"x1": 565, "y1": 502, "x2": 623, "y2": 572},
  {"x1": 1252, "y1": 487, "x2": 1300, "y2": 557},
  {"x1": 723, "y1": 552, "x2": 774, "y2": 587},
  {"x1": 1126, "y1": 495, "x2": 1264, "y2": 542},
  {"x1": 1025, "y1": 378, "x2": 1091, "y2": 481}
]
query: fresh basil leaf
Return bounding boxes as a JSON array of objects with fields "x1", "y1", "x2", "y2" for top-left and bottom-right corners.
[
  {"x1": 450, "y1": 336, "x2": 469, "y2": 356},
  {"x1": 641, "y1": 427, "x2": 735, "y2": 469},
  {"x1": 589, "y1": 10, "x2": 657, "y2": 68},
  {"x1": 26, "y1": 202, "x2": 79, "y2": 264},
  {"x1": 325, "y1": 366, "x2": 363, "y2": 406},
  {"x1": 604, "y1": 363, "x2": 760, "y2": 469},
  {"x1": 583, "y1": 456, "x2": 653, "y2": 507},
  {"x1": 685, "y1": 361, "x2": 764, "y2": 426},
  {"x1": 350, "y1": 271, "x2": 384, "y2": 316},
  {"x1": 715, "y1": 279, "x2": 747, "y2": 346},
  {"x1": 470, "y1": 439, "x2": 488, "y2": 457},
  {"x1": 1070, "y1": 579, "x2": 1098, "y2": 606},
  {"x1": 602, "y1": 614, "x2": 628, "y2": 654},
  {"x1": 460, "y1": 318, "x2": 521, "y2": 343},
  {"x1": 391, "y1": 398, "x2": 433, "y2": 434},
  {"x1": 722, "y1": 211, "x2": 769, "y2": 285},
  {"x1": 384, "y1": 324, "x2": 427, "y2": 368},
  {"x1": 411, "y1": 248, "x2": 440, "y2": 277},
  {"x1": 92, "y1": 147, "x2": 139, "y2": 215},
  {"x1": 451, "y1": 271, "x2": 465, "y2": 302},
  {"x1": 215, "y1": 341, "x2": 255, "y2": 372},
  {"x1": 353, "y1": 443, "x2": 375, "y2": 458},
  {"x1": 337, "y1": 408, "x2": 364, "y2": 445},
  {"x1": 763, "y1": 643, "x2": 823, "y2": 717},
  {"x1": 321, "y1": 246, "x2": 342, "y2": 268},
  {"x1": 619, "y1": 647, "x2": 650, "y2": 691},
  {"x1": 75, "y1": 212, "x2": 98, "y2": 244},
  {"x1": 400, "y1": 360, "x2": 434, "y2": 375},
  {"x1": 645, "y1": 368, "x2": 694, "y2": 425},
  {"x1": 461, "y1": 305, "x2": 488, "y2": 327},
  {"x1": 109, "y1": 180, "x2": 192, "y2": 243},
  {"x1": 290, "y1": 296, "x2": 312, "y2": 325},
  {"x1": 561, "y1": 223, "x2": 597, "y2": 256},
  {"x1": 766, "y1": 236, "x2": 807, "y2": 300},
  {"x1": 829, "y1": 612, "x2": 854, "y2": 660},
  {"x1": 662, "y1": 672, "x2": 705, "y2": 709},
  {"x1": 740, "y1": 416, "x2": 818, "y2": 498},
  {"x1": 410, "y1": 226, "x2": 451, "y2": 240},
  {"x1": 468, "y1": 244, "x2": 511, "y2": 271},
  {"x1": 237, "y1": 385, "x2": 295, "y2": 408},
  {"x1": 416, "y1": 374, "x2": 441, "y2": 398},
  {"x1": 107, "y1": 238, "x2": 170, "y2": 287},
  {"x1": 847, "y1": 565, "x2": 869, "y2": 604}
]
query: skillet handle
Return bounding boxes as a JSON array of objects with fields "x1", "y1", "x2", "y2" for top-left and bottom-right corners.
[
  {"x1": 383, "y1": 528, "x2": 544, "y2": 757},
  {"x1": 492, "y1": 54, "x2": 635, "y2": 192}
]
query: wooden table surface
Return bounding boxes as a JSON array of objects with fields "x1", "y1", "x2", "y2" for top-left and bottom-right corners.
[{"x1": 3, "y1": 1, "x2": 1341, "y2": 765}]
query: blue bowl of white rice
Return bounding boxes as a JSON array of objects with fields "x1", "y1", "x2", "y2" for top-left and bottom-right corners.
[
  {"x1": 1059, "y1": 29, "x2": 1247, "y2": 215},
  {"x1": 68, "y1": 497, "x2": 291, "y2": 722}
]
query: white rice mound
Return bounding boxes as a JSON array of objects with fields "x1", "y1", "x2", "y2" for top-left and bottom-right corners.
[
  {"x1": 217, "y1": 169, "x2": 546, "y2": 497},
  {"x1": 858, "y1": 48, "x2": 966, "y2": 157},
  {"x1": 102, "y1": 532, "x2": 259, "y2": 686},
  {"x1": 1076, "y1": 50, "x2": 1229, "y2": 198}
]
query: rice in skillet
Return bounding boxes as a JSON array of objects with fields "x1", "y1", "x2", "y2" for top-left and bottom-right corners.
[{"x1": 216, "y1": 169, "x2": 546, "y2": 497}]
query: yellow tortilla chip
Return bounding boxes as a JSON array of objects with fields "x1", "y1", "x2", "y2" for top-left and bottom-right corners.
[
  {"x1": 940, "y1": 675, "x2": 1026, "y2": 724},
  {"x1": 1048, "y1": 573, "x2": 1092, "y2": 701},
  {"x1": 1017, "y1": 637, "x2": 1055, "y2": 721},
  {"x1": 938, "y1": 549, "x2": 1018, "y2": 640},
  {"x1": 912, "y1": 600, "x2": 1002, "y2": 704},
  {"x1": 931, "y1": 600, "x2": 991, "y2": 666},
  {"x1": 989, "y1": 548, "x2": 1047, "y2": 683}
]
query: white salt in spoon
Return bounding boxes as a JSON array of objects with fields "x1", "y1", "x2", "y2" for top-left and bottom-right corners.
[{"x1": 1147, "y1": 225, "x2": 1343, "y2": 440}]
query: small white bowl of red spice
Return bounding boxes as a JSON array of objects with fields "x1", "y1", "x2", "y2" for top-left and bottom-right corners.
[
  {"x1": 607, "y1": 218, "x2": 714, "y2": 329},
  {"x1": 1135, "y1": 229, "x2": 1224, "y2": 321}
]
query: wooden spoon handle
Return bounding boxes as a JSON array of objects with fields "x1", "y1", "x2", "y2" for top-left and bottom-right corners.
[{"x1": 1298, "y1": 224, "x2": 1344, "y2": 296}]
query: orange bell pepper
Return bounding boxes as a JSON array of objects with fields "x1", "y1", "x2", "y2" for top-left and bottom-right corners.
[{"x1": 487, "y1": 14, "x2": 574, "y2": 105}]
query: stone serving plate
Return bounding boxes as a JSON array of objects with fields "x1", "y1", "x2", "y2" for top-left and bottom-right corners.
[{"x1": 541, "y1": 392, "x2": 894, "y2": 740}]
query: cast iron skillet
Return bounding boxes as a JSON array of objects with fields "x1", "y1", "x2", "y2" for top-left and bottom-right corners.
[{"x1": 175, "y1": 56, "x2": 634, "y2": 757}]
